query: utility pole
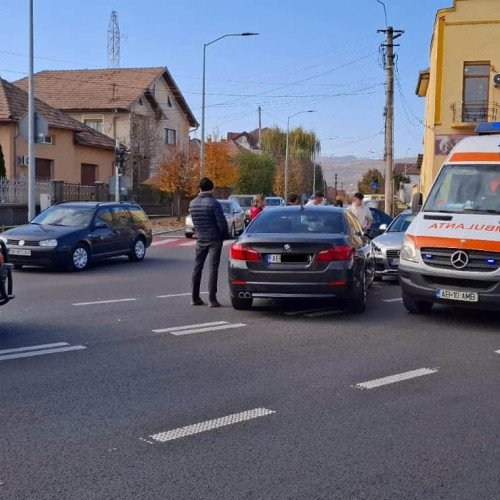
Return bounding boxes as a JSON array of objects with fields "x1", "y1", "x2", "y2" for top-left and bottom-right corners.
[
  {"x1": 378, "y1": 25, "x2": 404, "y2": 217},
  {"x1": 258, "y1": 106, "x2": 262, "y2": 153},
  {"x1": 28, "y1": 0, "x2": 35, "y2": 221}
]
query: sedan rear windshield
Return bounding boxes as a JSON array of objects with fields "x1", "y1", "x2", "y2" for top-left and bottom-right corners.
[
  {"x1": 229, "y1": 196, "x2": 253, "y2": 207},
  {"x1": 248, "y1": 211, "x2": 346, "y2": 234},
  {"x1": 31, "y1": 206, "x2": 95, "y2": 227}
]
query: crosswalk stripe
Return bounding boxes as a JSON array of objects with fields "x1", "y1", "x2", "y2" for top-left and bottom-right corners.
[
  {"x1": 0, "y1": 345, "x2": 87, "y2": 361},
  {"x1": 0, "y1": 342, "x2": 69, "y2": 355},
  {"x1": 151, "y1": 238, "x2": 180, "y2": 247},
  {"x1": 179, "y1": 241, "x2": 197, "y2": 247},
  {"x1": 149, "y1": 408, "x2": 275, "y2": 443},
  {"x1": 153, "y1": 321, "x2": 228, "y2": 334}
]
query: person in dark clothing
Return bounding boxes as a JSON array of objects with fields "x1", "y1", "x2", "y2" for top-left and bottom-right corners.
[
  {"x1": 190, "y1": 177, "x2": 229, "y2": 307},
  {"x1": 287, "y1": 193, "x2": 299, "y2": 205}
]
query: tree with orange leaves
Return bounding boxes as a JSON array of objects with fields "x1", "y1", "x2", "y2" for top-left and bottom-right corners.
[{"x1": 204, "y1": 136, "x2": 239, "y2": 189}]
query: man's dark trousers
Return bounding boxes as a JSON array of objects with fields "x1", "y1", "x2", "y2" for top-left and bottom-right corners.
[{"x1": 192, "y1": 239, "x2": 223, "y2": 302}]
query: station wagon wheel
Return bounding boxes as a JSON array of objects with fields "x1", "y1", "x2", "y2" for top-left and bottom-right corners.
[
  {"x1": 346, "y1": 271, "x2": 367, "y2": 313},
  {"x1": 70, "y1": 244, "x2": 89, "y2": 271},
  {"x1": 129, "y1": 237, "x2": 146, "y2": 262}
]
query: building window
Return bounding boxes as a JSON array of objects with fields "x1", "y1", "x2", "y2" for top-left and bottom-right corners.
[
  {"x1": 81, "y1": 163, "x2": 97, "y2": 185},
  {"x1": 167, "y1": 96, "x2": 172, "y2": 108},
  {"x1": 463, "y1": 63, "x2": 490, "y2": 122},
  {"x1": 164, "y1": 128, "x2": 177, "y2": 145},
  {"x1": 84, "y1": 119, "x2": 104, "y2": 133},
  {"x1": 35, "y1": 158, "x2": 52, "y2": 180}
]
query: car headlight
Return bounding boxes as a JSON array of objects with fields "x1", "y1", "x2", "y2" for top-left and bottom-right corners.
[
  {"x1": 400, "y1": 236, "x2": 418, "y2": 263},
  {"x1": 39, "y1": 239, "x2": 58, "y2": 247}
]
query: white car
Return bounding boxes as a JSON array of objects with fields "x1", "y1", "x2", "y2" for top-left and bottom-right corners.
[
  {"x1": 264, "y1": 196, "x2": 285, "y2": 208},
  {"x1": 185, "y1": 200, "x2": 246, "y2": 239}
]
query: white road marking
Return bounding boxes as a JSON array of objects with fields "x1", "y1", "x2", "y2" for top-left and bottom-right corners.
[
  {"x1": 0, "y1": 342, "x2": 69, "y2": 355},
  {"x1": 383, "y1": 298, "x2": 403, "y2": 303},
  {"x1": 72, "y1": 298, "x2": 137, "y2": 306},
  {"x1": 153, "y1": 321, "x2": 228, "y2": 334},
  {"x1": 0, "y1": 345, "x2": 87, "y2": 361},
  {"x1": 169, "y1": 323, "x2": 246, "y2": 336},
  {"x1": 354, "y1": 368, "x2": 439, "y2": 390},
  {"x1": 149, "y1": 408, "x2": 276, "y2": 443},
  {"x1": 179, "y1": 241, "x2": 197, "y2": 247},
  {"x1": 151, "y1": 238, "x2": 180, "y2": 247},
  {"x1": 156, "y1": 292, "x2": 208, "y2": 299},
  {"x1": 495, "y1": 350, "x2": 500, "y2": 354},
  {"x1": 305, "y1": 309, "x2": 343, "y2": 317}
]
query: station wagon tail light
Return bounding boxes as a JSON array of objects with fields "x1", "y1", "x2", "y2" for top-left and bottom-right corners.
[
  {"x1": 230, "y1": 243, "x2": 261, "y2": 261},
  {"x1": 316, "y1": 245, "x2": 354, "y2": 262}
]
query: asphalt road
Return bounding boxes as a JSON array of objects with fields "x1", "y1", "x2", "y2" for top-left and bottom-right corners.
[{"x1": 1, "y1": 230, "x2": 499, "y2": 500}]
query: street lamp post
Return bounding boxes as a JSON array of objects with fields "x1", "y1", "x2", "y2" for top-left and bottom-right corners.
[
  {"x1": 284, "y1": 110, "x2": 315, "y2": 203},
  {"x1": 200, "y1": 32, "x2": 258, "y2": 176}
]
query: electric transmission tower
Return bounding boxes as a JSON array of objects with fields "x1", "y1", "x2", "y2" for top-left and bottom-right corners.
[{"x1": 107, "y1": 11, "x2": 121, "y2": 68}]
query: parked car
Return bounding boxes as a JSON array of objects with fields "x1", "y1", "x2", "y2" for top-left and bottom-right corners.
[
  {"x1": 371, "y1": 210, "x2": 414, "y2": 279},
  {"x1": 0, "y1": 202, "x2": 152, "y2": 271},
  {"x1": 0, "y1": 240, "x2": 14, "y2": 305},
  {"x1": 185, "y1": 199, "x2": 246, "y2": 239},
  {"x1": 264, "y1": 196, "x2": 285, "y2": 208},
  {"x1": 364, "y1": 198, "x2": 410, "y2": 216},
  {"x1": 228, "y1": 206, "x2": 375, "y2": 312},
  {"x1": 228, "y1": 194, "x2": 257, "y2": 225}
]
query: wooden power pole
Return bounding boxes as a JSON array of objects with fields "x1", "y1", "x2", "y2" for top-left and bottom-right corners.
[{"x1": 378, "y1": 26, "x2": 404, "y2": 217}]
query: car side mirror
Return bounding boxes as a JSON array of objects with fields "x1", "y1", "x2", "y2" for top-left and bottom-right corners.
[
  {"x1": 411, "y1": 192, "x2": 423, "y2": 215},
  {"x1": 379, "y1": 223, "x2": 388, "y2": 232},
  {"x1": 94, "y1": 221, "x2": 108, "y2": 230}
]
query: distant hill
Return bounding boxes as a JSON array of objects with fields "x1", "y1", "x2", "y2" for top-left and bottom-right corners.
[{"x1": 320, "y1": 156, "x2": 417, "y2": 190}]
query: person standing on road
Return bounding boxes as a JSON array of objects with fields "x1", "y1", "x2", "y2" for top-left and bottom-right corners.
[
  {"x1": 250, "y1": 195, "x2": 266, "y2": 220},
  {"x1": 349, "y1": 192, "x2": 374, "y2": 231},
  {"x1": 306, "y1": 191, "x2": 325, "y2": 206},
  {"x1": 190, "y1": 177, "x2": 229, "y2": 308}
]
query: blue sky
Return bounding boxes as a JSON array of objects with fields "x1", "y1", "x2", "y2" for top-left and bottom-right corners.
[{"x1": 1, "y1": 0, "x2": 447, "y2": 159}]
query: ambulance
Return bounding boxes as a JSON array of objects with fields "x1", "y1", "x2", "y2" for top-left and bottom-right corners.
[{"x1": 399, "y1": 134, "x2": 500, "y2": 313}]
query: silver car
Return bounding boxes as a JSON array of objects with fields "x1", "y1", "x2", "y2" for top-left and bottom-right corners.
[
  {"x1": 371, "y1": 210, "x2": 414, "y2": 279},
  {"x1": 185, "y1": 200, "x2": 246, "y2": 239}
]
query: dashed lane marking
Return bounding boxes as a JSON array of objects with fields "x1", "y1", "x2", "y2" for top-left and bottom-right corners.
[
  {"x1": 153, "y1": 321, "x2": 246, "y2": 336},
  {"x1": 147, "y1": 408, "x2": 276, "y2": 443},
  {"x1": 0, "y1": 343, "x2": 87, "y2": 361},
  {"x1": 383, "y1": 298, "x2": 403, "y2": 303},
  {"x1": 354, "y1": 368, "x2": 439, "y2": 390},
  {"x1": 72, "y1": 298, "x2": 137, "y2": 306},
  {"x1": 495, "y1": 350, "x2": 500, "y2": 355},
  {"x1": 156, "y1": 292, "x2": 208, "y2": 299}
]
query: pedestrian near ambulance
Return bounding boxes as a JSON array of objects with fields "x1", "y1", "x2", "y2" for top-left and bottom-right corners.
[
  {"x1": 349, "y1": 192, "x2": 373, "y2": 231},
  {"x1": 306, "y1": 191, "x2": 324, "y2": 206},
  {"x1": 189, "y1": 177, "x2": 229, "y2": 308},
  {"x1": 250, "y1": 194, "x2": 266, "y2": 220}
]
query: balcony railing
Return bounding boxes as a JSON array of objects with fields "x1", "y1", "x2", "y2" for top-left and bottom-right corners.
[{"x1": 451, "y1": 101, "x2": 499, "y2": 124}]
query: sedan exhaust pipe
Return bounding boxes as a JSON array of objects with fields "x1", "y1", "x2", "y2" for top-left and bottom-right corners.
[{"x1": 238, "y1": 291, "x2": 252, "y2": 299}]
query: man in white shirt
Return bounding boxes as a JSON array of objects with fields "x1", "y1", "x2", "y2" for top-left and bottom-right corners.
[
  {"x1": 349, "y1": 192, "x2": 374, "y2": 231},
  {"x1": 306, "y1": 191, "x2": 324, "y2": 206}
]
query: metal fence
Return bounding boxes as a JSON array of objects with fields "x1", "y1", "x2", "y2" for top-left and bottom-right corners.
[{"x1": 0, "y1": 178, "x2": 52, "y2": 204}]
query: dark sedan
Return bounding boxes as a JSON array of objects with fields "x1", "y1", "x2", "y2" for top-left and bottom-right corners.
[
  {"x1": 0, "y1": 202, "x2": 152, "y2": 271},
  {"x1": 228, "y1": 206, "x2": 375, "y2": 312}
]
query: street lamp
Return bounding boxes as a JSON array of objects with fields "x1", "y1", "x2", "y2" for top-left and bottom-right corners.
[
  {"x1": 284, "y1": 110, "x2": 315, "y2": 203},
  {"x1": 200, "y1": 32, "x2": 259, "y2": 175}
]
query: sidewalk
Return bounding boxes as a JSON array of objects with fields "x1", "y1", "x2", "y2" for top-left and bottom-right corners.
[{"x1": 151, "y1": 216, "x2": 185, "y2": 235}]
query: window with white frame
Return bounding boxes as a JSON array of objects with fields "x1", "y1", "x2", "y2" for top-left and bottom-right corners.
[
  {"x1": 84, "y1": 119, "x2": 104, "y2": 133},
  {"x1": 164, "y1": 128, "x2": 177, "y2": 145}
]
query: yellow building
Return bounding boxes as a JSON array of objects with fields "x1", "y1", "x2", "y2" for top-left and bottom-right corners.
[{"x1": 416, "y1": 0, "x2": 500, "y2": 196}]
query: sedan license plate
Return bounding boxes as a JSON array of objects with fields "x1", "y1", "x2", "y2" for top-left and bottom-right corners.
[
  {"x1": 268, "y1": 254, "x2": 281, "y2": 263},
  {"x1": 436, "y1": 289, "x2": 478, "y2": 302},
  {"x1": 9, "y1": 248, "x2": 31, "y2": 256},
  {"x1": 391, "y1": 258, "x2": 399, "y2": 267}
]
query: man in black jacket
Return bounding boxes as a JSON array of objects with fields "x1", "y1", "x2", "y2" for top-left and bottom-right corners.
[{"x1": 190, "y1": 177, "x2": 229, "y2": 307}]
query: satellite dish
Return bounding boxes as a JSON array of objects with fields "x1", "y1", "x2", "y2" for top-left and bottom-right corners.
[{"x1": 493, "y1": 74, "x2": 500, "y2": 86}]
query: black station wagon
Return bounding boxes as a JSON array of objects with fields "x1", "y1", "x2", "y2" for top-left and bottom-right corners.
[{"x1": 0, "y1": 202, "x2": 152, "y2": 271}]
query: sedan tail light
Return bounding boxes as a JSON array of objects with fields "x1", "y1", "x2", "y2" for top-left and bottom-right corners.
[
  {"x1": 316, "y1": 245, "x2": 354, "y2": 262},
  {"x1": 230, "y1": 243, "x2": 261, "y2": 261}
]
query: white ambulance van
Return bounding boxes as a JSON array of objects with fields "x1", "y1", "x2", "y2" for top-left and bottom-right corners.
[{"x1": 399, "y1": 134, "x2": 500, "y2": 313}]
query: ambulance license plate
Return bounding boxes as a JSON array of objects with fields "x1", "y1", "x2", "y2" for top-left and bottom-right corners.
[{"x1": 436, "y1": 289, "x2": 478, "y2": 302}]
